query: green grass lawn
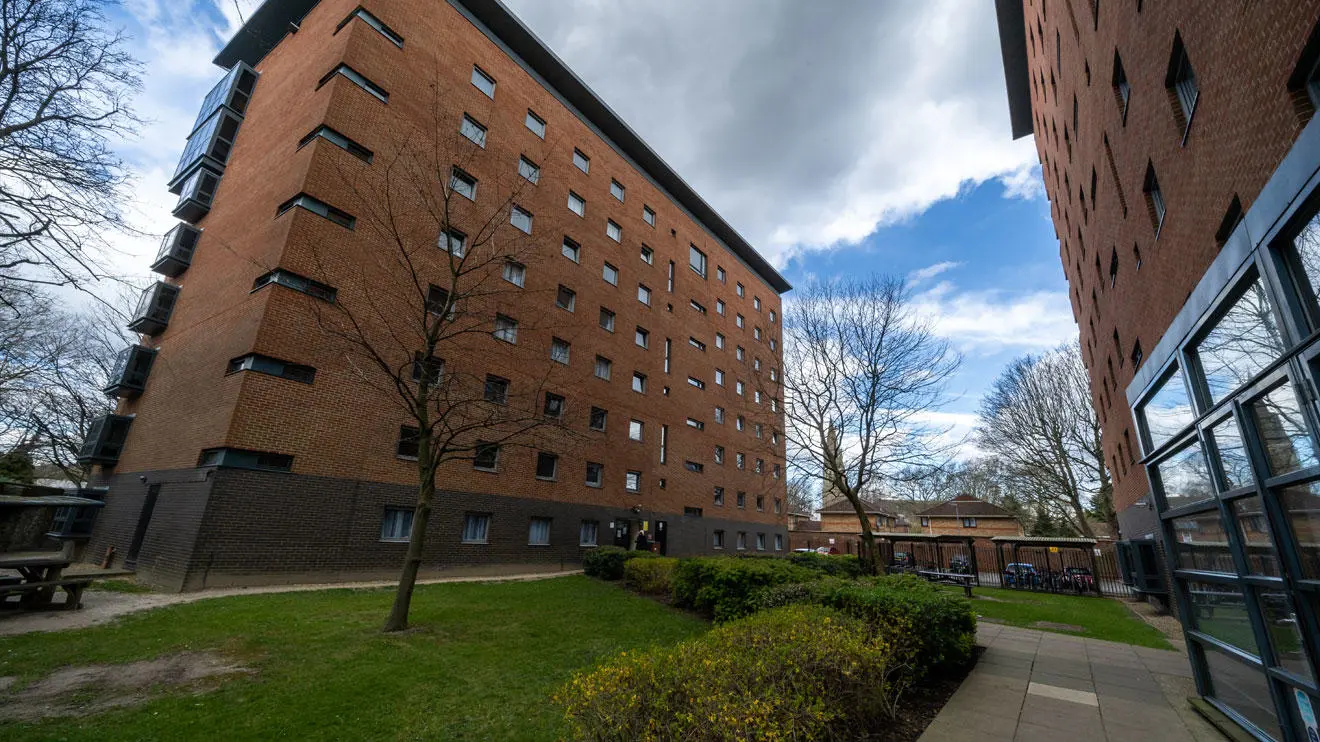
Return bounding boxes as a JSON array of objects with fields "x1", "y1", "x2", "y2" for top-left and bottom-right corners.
[
  {"x1": 941, "y1": 585, "x2": 1174, "y2": 650},
  {"x1": 0, "y1": 575, "x2": 705, "y2": 741}
]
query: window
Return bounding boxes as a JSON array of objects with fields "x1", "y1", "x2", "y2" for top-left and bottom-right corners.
[
  {"x1": 774, "y1": 534, "x2": 784, "y2": 551},
  {"x1": 736, "y1": 491, "x2": 746, "y2": 509},
  {"x1": 769, "y1": 310, "x2": 776, "y2": 323},
  {"x1": 396, "y1": 425, "x2": 420, "y2": 459},
  {"x1": 298, "y1": 125, "x2": 373, "y2": 162},
  {"x1": 689, "y1": 245, "x2": 707, "y2": 277},
  {"x1": 511, "y1": 205, "x2": 533, "y2": 233},
  {"x1": 756, "y1": 495, "x2": 765, "y2": 512},
  {"x1": 754, "y1": 327, "x2": 763, "y2": 341},
  {"x1": 736, "y1": 532, "x2": 747, "y2": 551},
  {"x1": 715, "y1": 333, "x2": 725, "y2": 350},
  {"x1": 716, "y1": 300, "x2": 725, "y2": 316},
  {"x1": 643, "y1": 205, "x2": 656, "y2": 226},
  {"x1": 518, "y1": 156, "x2": 540, "y2": 184},
  {"x1": 753, "y1": 357, "x2": 762, "y2": 371},
  {"x1": 572, "y1": 149, "x2": 590, "y2": 173},
  {"x1": 629, "y1": 419, "x2": 644, "y2": 441},
  {"x1": 426, "y1": 285, "x2": 453, "y2": 318},
  {"x1": 579, "y1": 520, "x2": 598, "y2": 546},
  {"x1": 473, "y1": 443, "x2": 499, "y2": 471},
  {"x1": 640, "y1": 245, "x2": 654, "y2": 264},
  {"x1": 690, "y1": 299, "x2": 707, "y2": 314},
  {"x1": 714, "y1": 446, "x2": 724, "y2": 464},
  {"x1": 226, "y1": 354, "x2": 316, "y2": 384},
  {"x1": 555, "y1": 285, "x2": 576, "y2": 312},
  {"x1": 736, "y1": 380, "x2": 745, "y2": 396},
  {"x1": 535, "y1": 452, "x2": 558, "y2": 480},
  {"x1": 336, "y1": 6, "x2": 404, "y2": 46},
  {"x1": 568, "y1": 191, "x2": 586, "y2": 217},
  {"x1": 317, "y1": 63, "x2": 389, "y2": 102},
  {"x1": 681, "y1": 460, "x2": 702, "y2": 474},
  {"x1": 460, "y1": 114, "x2": 487, "y2": 147},
  {"x1": 688, "y1": 376, "x2": 705, "y2": 390},
  {"x1": 755, "y1": 459, "x2": 764, "y2": 473},
  {"x1": 275, "y1": 194, "x2": 356, "y2": 229},
  {"x1": 713, "y1": 530, "x2": 725, "y2": 548},
  {"x1": 638, "y1": 284, "x2": 652, "y2": 306},
  {"x1": 684, "y1": 507, "x2": 703, "y2": 518},
  {"x1": 736, "y1": 453, "x2": 745, "y2": 470},
  {"x1": 736, "y1": 282, "x2": 745, "y2": 297},
  {"x1": 606, "y1": 220, "x2": 622, "y2": 242},
  {"x1": 411, "y1": 353, "x2": 443, "y2": 385},
  {"x1": 635, "y1": 326, "x2": 649, "y2": 348},
  {"x1": 528, "y1": 517, "x2": 551, "y2": 545},
  {"x1": 1143, "y1": 162, "x2": 1165, "y2": 236},
  {"x1": 667, "y1": 261, "x2": 675, "y2": 292},
  {"x1": 550, "y1": 338, "x2": 570, "y2": 364},
  {"x1": 714, "y1": 406, "x2": 725, "y2": 423},
  {"x1": 610, "y1": 180, "x2": 625, "y2": 201},
  {"x1": 716, "y1": 266, "x2": 726, "y2": 283},
  {"x1": 525, "y1": 109, "x2": 546, "y2": 138},
  {"x1": 753, "y1": 296, "x2": 761, "y2": 311},
  {"x1": 603, "y1": 262, "x2": 619, "y2": 285},
  {"x1": 714, "y1": 487, "x2": 725, "y2": 506},
  {"x1": 462, "y1": 513, "x2": 490, "y2": 543},
  {"x1": 769, "y1": 338, "x2": 777, "y2": 351},
  {"x1": 962, "y1": 517, "x2": 977, "y2": 528},
  {"x1": 471, "y1": 65, "x2": 496, "y2": 97},
  {"x1": 380, "y1": 507, "x2": 412, "y2": 542},
  {"x1": 594, "y1": 355, "x2": 612, "y2": 380},
  {"x1": 599, "y1": 307, "x2": 615, "y2": 332},
  {"x1": 755, "y1": 423, "x2": 763, "y2": 438},
  {"x1": 502, "y1": 260, "x2": 525, "y2": 287},
  {"x1": 625, "y1": 470, "x2": 641, "y2": 492},
  {"x1": 756, "y1": 533, "x2": 766, "y2": 551},
  {"x1": 543, "y1": 392, "x2": 565, "y2": 418},
  {"x1": 736, "y1": 314, "x2": 745, "y2": 329},
  {"x1": 1166, "y1": 33, "x2": 1198, "y2": 132},
  {"x1": 561, "y1": 236, "x2": 580, "y2": 262},
  {"x1": 590, "y1": 407, "x2": 607, "y2": 431},
  {"x1": 632, "y1": 373, "x2": 647, "y2": 393},
  {"x1": 686, "y1": 417, "x2": 705, "y2": 430},
  {"x1": 484, "y1": 375, "x2": 509, "y2": 404}
]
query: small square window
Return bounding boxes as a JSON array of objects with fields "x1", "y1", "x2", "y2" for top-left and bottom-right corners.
[
  {"x1": 638, "y1": 284, "x2": 652, "y2": 306},
  {"x1": 643, "y1": 205, "x2": 656, "y2": 226},
  {"x1": 690, "y1": 299, "x2": 707, "y2": 314},
  {"x1": 381, "y1": 507, "x2": 413, "y2": 542},
  {"x1": 440, "y1": 229, "x2": 466, "y2": 257},
  {"x1": 610, "y1": 180, "x2": 625, "y2": 202},
  {"x1": 629, "y1": 418, "x2": 644, "y2": 441},
  {"x1": 518, "y1": 156, "x2": 540, "y2": 184},
  {"x1": 599, "y1": 307, "x2": 615, "y2": 332},
  {"x1": 502, "y1": 260, "x2": 525, "y2": 287},
  {"x1": 473, "y1": 443, "x2": 499, "y2": 471},
  {"x1": 550, "y1": 337, "x2": 570, "y2": 364},
  {"x1": 736, "y1": 282, "x2": 745, "y2": 297},
  {"x1": 568, "y1": 191, "x2": 586, "y2": 217},
  {"x1": 635, "y1": 326, "x2": 649, "y2": 348},
  {"x1": 528, "y1": 516, "x2": 552, "y2": 545},
  {"x1": 717, "y1": 266, "x2": 726, "y2": 283},
  {"x1": 753, "y1": 297, "x2": 761, "y2": 311},
  {"x1": 715, "y1": 333, "x2": 725, "y2": 350},
  {"x1": 713, "y1": 530, "x2": 725, "y2": 548},
  {"x1": 525, "y1": 109, "x2": 546, "y2": 138},
  {"x1": 686, "y1": 417, "x2": 705, "y2": 430},
  {"x1": 494, "y1": 314, "x2": 518, "y2": 343},
  {"x1": 471, "y1": 65, "x2": 496, "y2": 97},
  {"x1": 543, "y1": 392, "x2": 565, "y2": 419},
  {"x1": 573, "y1": 149, "x2": 590, "y2": 173},
  {"x1": 589, "y1": 407, "x2": 607, "y2": 431},
  {"x1": 462, "y1": 513, "x2": 490, "y2": 543},
  {"x1": 736, "y1": 314, "x2": 745, "y2": 328},
  {"x1": 460, "y1": 114, "x2": 487, "y2": 147},
  {"x1": 450, "y1": 167, "x2": 477, "y2": 200},
  {"x1": 736, "y1": 346, "x2": 745, "y2": 361},
  {"x1": 426, "y1": 285, "x2": 454, "y2": 318},
  {"x1": 640, "y1": 246, "x2": 654, "y2": 265},
  {"x1": 625, "y1": 470, "x2": 642, "y2": 492},
  {"x1": 510, "y1": 206, "x2": 533, "y2": 234},
  {"x1": 603, "y1": 262, "x2": 619, "y2": 285},
  {"x1": 632, "y1": 373, "x2": 647, "y2": 393},
  {"x1": 688, "y1": 376, "x2": 705, "y2": 390},
  {"x1": 556, "y1": 285, "x2": 576, "y2": 312},
  {"x1": 579, "y1": 520, "x2": 598, "y2": 546},
  {"x1": 562, "y1": 237, "x2": 580, "y2": 263},
  {"x1": 396, "y1": 425, "x2": 420, "y2": 459},
  {"x1": 535, "y1": 452, "x2": 558, "y2": 480},
  {"x1": 585, "y1": 462, "x2": 604, "y2": 487},
  {"x1": 594, "y1": 355, "x2": 612, "y2": 380},
  {"x1": 606, "y1": 220, "x2": 622, "y2": 242},
  {"x1": 484, "y1": 375, "x2": 509, "y2": 404}
]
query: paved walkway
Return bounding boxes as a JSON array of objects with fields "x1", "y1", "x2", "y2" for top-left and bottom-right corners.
[
  {"x1": 0, "y1": 570, "x2": 582, "y2": 636},
  {"x1": 920, "y1": 622, "x2": 1225, "y2": 742}
]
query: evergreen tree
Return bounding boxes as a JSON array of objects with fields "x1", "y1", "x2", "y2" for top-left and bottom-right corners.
[{"x1": 0, "y1": 450, "x2": 36, "y2": 484}]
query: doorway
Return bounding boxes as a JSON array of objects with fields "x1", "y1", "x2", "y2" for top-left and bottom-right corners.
[{"x1": 125, "y1": 484, "x2": 160, "y2": 570}]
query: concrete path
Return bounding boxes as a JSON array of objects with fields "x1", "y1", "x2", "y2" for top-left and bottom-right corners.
[
  {"x1": 920, "y1": 622, "x2": 1225, "y2": 742},
  {"x1": 0, "y1": 570, "x2": 582, "y2": 636}
]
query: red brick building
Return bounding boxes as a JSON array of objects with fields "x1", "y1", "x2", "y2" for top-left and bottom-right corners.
[
  {"x1": 80, "y1": 0, "x2": 790, "y2": 590},
  {"x1": 997, "y1": 0, "x2": 1320, "y2": 737}
]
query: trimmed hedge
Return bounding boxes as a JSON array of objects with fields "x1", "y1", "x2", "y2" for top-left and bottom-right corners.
[
  {"x1": 623, "y1": 556, "x2": 678, "y2": 595},
  {"x1": 786, "y1": 551, "x2": 864, "y2": 578},
  {"x1": 557, "y1": 605, "x2": 895, "y2": 741},
  {"x1": 671, "y1": 557, "x2": 818, "y2": 621},
  {"x1": 582, "y1": 546, "x2": 655, "y2": 580}
]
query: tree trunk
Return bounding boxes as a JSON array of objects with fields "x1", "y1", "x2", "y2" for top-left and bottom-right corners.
[
  {"x1": 383, "y1": 436, "x2": 438, "y2": 632},
  {"x1": 846, "y1": 493, "x2": 881, "y2": 575}
]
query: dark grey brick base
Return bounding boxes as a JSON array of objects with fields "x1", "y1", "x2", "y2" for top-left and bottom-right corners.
[{"x1": 87, "y1": 467, "x2": 788, "y2": 591}]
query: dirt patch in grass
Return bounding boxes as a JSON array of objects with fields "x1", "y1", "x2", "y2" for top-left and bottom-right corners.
[
  {"x1": 1032, "y1": 621, "x2": 1086, "y2": 633},
  {"x1": 0, "y1": 652, "x2": 252, "y2": 721}
]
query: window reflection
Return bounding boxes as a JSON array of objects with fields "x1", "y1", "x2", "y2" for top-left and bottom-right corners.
[
  {"x1": 1196, "y1": 279, "x2": 1285, "y2": 404},
  {"x1": 1232, "y1": 496, "x2": 1280, "y2": 577},
  {"x1": 1172, "y1": 510, "x2": 1234, "y2": 573},
  {"x1": 1292, "y1": 213, "x2": 1320, "y2": 318},
  {"x1": 1143, "y1": 365, "x2": 1195, "y2": 451},
  {"x1": 1157, "y1": 442, "x2": 1215, "y2": 510},
  {"x1": 1187, "y1": 580, "x2": 1259, "y2": 656},
  {"x1": 1203, "y1": 644, "x2": 1283, "y2": 741},
  {"x1": 1210, "y1": 417, "x2": 1253, "y2": 491},
  {"x1": 1250, "y1": 383, "x2": 1319, "y2": 476},
  {"x1": 1258, "y1": 590, "x2": 1310, "y2": 681},
  {"x1": 1279, "y1": 482, "x2": 1320, "y2": 579}
]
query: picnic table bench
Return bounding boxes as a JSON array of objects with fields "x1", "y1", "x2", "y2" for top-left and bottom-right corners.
[
  {"x1": 917, "y1": 569, "x2": 974, "y2": 597},
  {"x1": 0, "y1": 544, "x2": 88, "y2": 610}
]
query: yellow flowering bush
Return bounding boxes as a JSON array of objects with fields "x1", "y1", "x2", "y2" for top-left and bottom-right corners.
[
  {"x1": 623, "y1": 556, "x2": 678, "y2": 595},
  {"x1": 556, "y1": 605, "x2": 894, "y2": 741}
]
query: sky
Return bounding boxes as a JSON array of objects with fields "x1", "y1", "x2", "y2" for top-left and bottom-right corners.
[{"x1": 102, "y1": 0, "x2": 1075, "y2": 455}]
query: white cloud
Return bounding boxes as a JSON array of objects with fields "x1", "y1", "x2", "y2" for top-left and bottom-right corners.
[
  {"x1": 907, "y1": 261, "x2": 962, "y2": 284},
  {"x1": 913, "y1": 280, "x2": 1077, "y2": 353},
  {"x1": 998, "y1": 164, "x2": 1047, "y2": 201}
]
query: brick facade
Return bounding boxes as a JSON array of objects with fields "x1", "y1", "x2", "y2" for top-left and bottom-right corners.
[{"x1": 90, "y1": 0, "x2": 789, "y2": 589}]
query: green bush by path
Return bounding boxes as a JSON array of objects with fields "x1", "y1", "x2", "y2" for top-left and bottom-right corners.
[
  {"x1": 786, "y1": 551, "x2": 864, "y2": 578},
  {"x1": 623, "y1": 556, "x2": 677, "y2": 595},
  {"x1": 670, "y1": 556, "x2": 818, "y2": 621},
  {"x1": 557, "y1": 605, "x2": 895, "y2": 742},
  {"x1": 582, "y1": 545, "x2": 655, "y2": 580}
]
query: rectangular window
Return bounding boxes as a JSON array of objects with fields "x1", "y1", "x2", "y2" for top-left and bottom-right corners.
[
  {"x1": 518, "y1": 156, "x2": 540, "y2": 184},
  {"x1": 426, "y1": 285, "x2": 453, "y2": 318},
  {"x1": 714, "y1": 487, "x2": 725, "y2": 506},
  {"x1": 638, "y1": 284, "x2": 652, "y2": 306},
  {"x1": 380, "y1": 507, "x2": 412, "y2": 542},
  {"x1": 610, "y1": 180, "x2": 625, "y2": 202},
  {"x1": 460, "y1": 114, "x2": 487, "y2": 147},
  {"x1": 962, "y1": 517, "x2": 977, "y2": 528},
  {"x1": 502, "y1": 260, "x2": 525, "y2": 287},
  {"x1": 736, "y1": 453, "x2": 745, "y2": 470},
  {"x1": 736, "y1": 380, "x2": 745, "y2": 396},
  {"x1": 1144, "y1": 163, "x2": 1165, "y2": 236},
  {"x1": 736, "y1": 346, "x2": 745, "y2": 361},
  {"x1": 643, "y1": 205, "x2": 656, "y2": 226},
  {"x1": 561, "y1": 236, "x2": 580, "y2": 262},
  {"x1": 754, "y1": 327, "x2": 763, "y2": 341},
  {"x1": 716, "y1": 300, "x2": 725, "y2": 316},
  {"x1": 691, "y1": 337, "x2": 707, "y2": 352},
  {"x1": 590, "y1": 407, "x2": 608, "y2": 431},
  {"x1": 736, "y1": 282, "x2": 745, "y2": 297},
  {"x1": 317, "y1": 63, "x2": 388, "y2": 102},
  {"x1": 774, "y1": 534, "x2": 784, "y2": 551},
  {"x1": 714, "y1": 446, "x2": 724, "y2": 464},
  {"x1": 226, "y1": 353, "x2": 316, "y2": 384},
  {"x1": 493, "y1": 314, "x2": 518, "y2": 343},
  {"x1": 715, "y1": 333, "x2": 725, "y2": 350},
  {"x1": 635, "y1": 326, "x2": 649, "y2": 348},
  {"x1": 535, "y1": 452, "x2": 558, "y2": 480},
  {"x1": 689, "y1": 245, "x2": 707, "y2": 277},
  {"x1": 599, "y1": 307, "x2": 615, "y2": 332},
  {"x1": 450, "y1": 167, "x2": 477, "y2": 200},
  {"x1": 336, "y1": 7, "x2": 404, "y2": 46},
  {"x1": 528, "y1": 517, "x2": 551, "y2": 545},
  {"x1": 667, "y1": 261, "x2": 675, "y2": 292},
  {"x1": 568, "y1": 191, "x2": 586, "y2": 217},
  {"x1": 471, "y1": 65, "x2": 496, "y2": 98},
  {"x1": 690, "y1": 299, "x2": 707, "y2": 314},
  {"x1": 525, "y1": 109, "x2": 546, "y2": 138},
  {"x1": 686, "y1": 418, "x2": 705, "y2": 430},
  {"x1": 511, "y1": 205, "x2": 533, "y2": 234},
  {"x1": 625, "y1": 470, "x2": 641, "y2": 492},
  {"x1": 632, "y1": 373, "x2": 647, "y2": 393},
  {"x1": 640, "y1": 246, "x2": 654, "y2": 264},
  {"x1": 573, "y1": 149, "x2": 590, "y2": 173},
  {"x1": 660, "y1": 424, "x2": 668, "y2": 464},
  {"x1": 550, "y1": 338, "x2": 570, "y2": 364},
  {"x1": 606, "y1": 220, "x2": 622, "y2": 242},
  {"x1": 297, "y1": 125, "x2": 373, "y2": 163},
  {"x1": 276, "y1": 193, "x2": 356, "y2": 229},
  {"x1": 629, "y1": 419, "x2": 644, "y2": 441},
  {"x1": 484, "y1": 375, "x2": 509, "y2": 404},
  {"x1": 755, "y1": 459, "x2": 764, "y2": 473},
  {"x1": 440, "y1": 229, "x2": 467, "y2": 258},
  {"x1": 462, "y1": 513, "x2": 491, "y2": 543},
  {"x1": 714, "y1": 406, "x2": 725, "y2": 423},
  {"x1": 579, "y1": 520, "x2": 598, "y2": 546},
  {"x1": 473, "y1": 443, "x2": 499, "y2": 471},
  {"x1": 396, "y1": 425, "x2": 420, "y2": 459},
  {"x1": 756, "y1": 533, "x2": 766, "y2": 551},
  {"x1": 602, "y1": 262, "x2": 619, "y2": 285},
  {"x1": 737, "y1": 532, "x2": 747, "y2": 551},
  {"x1": 685, "y1": 461, "x2": 703, "y2": 473},
  {"x1": 717, "y1": 266, "x2": 726, "y2": 283},
  {"x1": 594, "y1": 355, "x2": 612, "y2": 380},
  {"x1": 713, "y1": 530, "x2": 725, "y2": 548},
  {"x1": 555, "y1": 285, "x2": 576, "y2": 312},
  {"x1": 543, "y1": 393, "x2": 565, "y2": 419},
  {"x1": 1167, "y1": 34, "x2": 1198, "y2": 129},
  {"x1": 684, "y1": 507, "x2": 703, "y2": 517},
  {"x1": 753, "y1": 297, "x2": 761, "y2": 311},
  {"x1": 736, "y1": 314, "x2": 745, "y2": 328},
  {"x1": 411, "y1": 353, "x2": 443, "y2": 385},
  {"x1": 687, "y1": 376, "x2": 705, "y2": 389}
]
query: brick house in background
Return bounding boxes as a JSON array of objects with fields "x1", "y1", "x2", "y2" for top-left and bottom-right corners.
[
  {"x1": 913, "y1": 495, "x2": 1024, "y2": 540},
  {"x1": 79, "y1": 0, "x2": 789, "y2": 590},
  {"x1": 787, "y1": 497, "x2": 896, "y2": 553}
]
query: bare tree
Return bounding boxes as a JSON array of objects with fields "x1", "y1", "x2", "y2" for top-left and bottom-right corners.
[
  {"x1": 977, "y1": 342, "x2": 1111, "y2": 537},
  {"x1": 784, "y1": 473, "x2": 819, "y2": 516},
  {"x1": 302, "y1": 82, "x2": 581, "y2": 632},
  {"x1": 781, "y1": 276, "x2": 960, "y2": 574},
  {"x1": 0, "y1": 0, "x2": 142, "y2": 305}
]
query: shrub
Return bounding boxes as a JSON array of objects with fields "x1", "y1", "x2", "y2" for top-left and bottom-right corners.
[
  {"x1": 671, "y1": 557, "x2": 818, "y2": 621},
  {"x1": 786, "y1": 551, "x2": 864, "y2": 578},
  {"x1": 623, "y1": 556, "x2": 678, "y2": 595},
  {"x1": 557, "y1": 605, "x2": 895, "y2": 741},
  {"x1": 582, "y1": 546, "x2": 655, "y2": 580}
]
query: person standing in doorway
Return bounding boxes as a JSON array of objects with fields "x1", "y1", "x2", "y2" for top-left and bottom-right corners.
[{"x1": 635, "y1": 529, "x2": 649, "y2": 552}]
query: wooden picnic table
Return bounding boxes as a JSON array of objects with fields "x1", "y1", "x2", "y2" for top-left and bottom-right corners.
[
  {"x1": 917, "y1": 569, "x2": 975, "y2": 597},
  {"x1": 0, "y1": 542, "x2": 88, "y2": 609}
]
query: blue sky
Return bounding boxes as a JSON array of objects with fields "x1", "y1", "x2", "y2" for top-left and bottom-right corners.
[{"x1": 101, "y1": 0, "x2": 1075, "y2": 455}]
